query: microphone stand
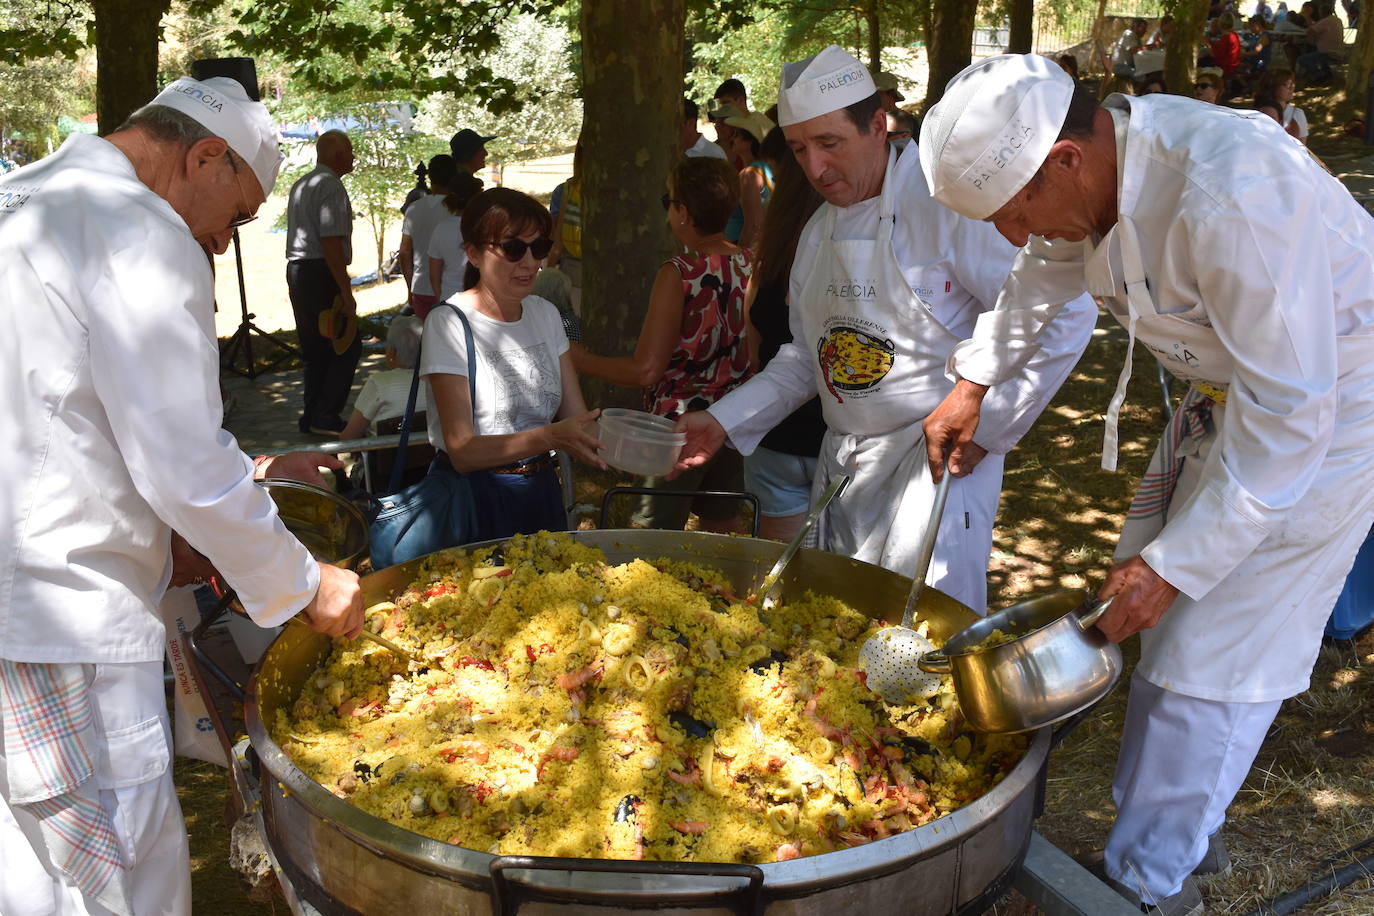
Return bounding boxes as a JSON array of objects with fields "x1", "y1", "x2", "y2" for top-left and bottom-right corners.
[{"x1": 219, "y1": 228, "x2": 298, "y2": 379}]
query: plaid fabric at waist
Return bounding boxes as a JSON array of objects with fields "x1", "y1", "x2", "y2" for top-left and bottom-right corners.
[{"x1": 0, "y1": 660, "x2": 129, "y2": 912}]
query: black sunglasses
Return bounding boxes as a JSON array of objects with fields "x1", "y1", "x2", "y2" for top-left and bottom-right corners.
[
  {"x1": 660, "y1": 193, "x2": 682, "y2": 211},
  {"x1": 1194, "y1": 82, "x2": 1215, "y2": 91},
  {"x1": 491, "y1": 236, "x2": 554, "y2": 261}
]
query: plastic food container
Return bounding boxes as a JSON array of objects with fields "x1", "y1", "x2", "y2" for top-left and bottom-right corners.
[{"x1": 597, "y1": 408, "x2": 686, "y2": 476}]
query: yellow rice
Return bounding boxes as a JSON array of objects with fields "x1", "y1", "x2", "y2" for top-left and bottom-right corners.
[{"x1": 274, "y1": 532, "x2": 1027, "y2": 864}]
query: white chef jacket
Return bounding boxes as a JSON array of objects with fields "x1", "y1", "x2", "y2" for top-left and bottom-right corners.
[
  {"x1": 952, "y1": 94, "x2": 1374, "y2": 603},
  {"x1": 709, "y1": 143, "x2": 1096, "y2": 457},
  {"x1": 0, "y1": 133, "x2": 319, "y2": 664}
]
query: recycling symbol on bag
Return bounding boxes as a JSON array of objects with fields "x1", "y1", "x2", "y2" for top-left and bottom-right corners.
[{"x1": 196, "y1": 717, "x2": 215, "y2": 732}]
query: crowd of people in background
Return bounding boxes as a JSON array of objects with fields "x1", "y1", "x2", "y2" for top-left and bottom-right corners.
[
  {"x1": 334, "y1": 71, "x2": 897, "y2": 544},
  {"x1": 333, "y1": 0, "x2": 1354, "y2": 550},
  {"x1": 1060, "y1": 0, "x2": 1343, "y2": 138}
]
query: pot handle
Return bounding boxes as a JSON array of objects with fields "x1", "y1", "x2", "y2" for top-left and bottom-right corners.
[
  {"x1": 1075, "y1": 595, "x2": 1115, "y2": 631},
  {"x1": 188, "y1": 587, "x2": 248, "y2": 702},
  {"x1": 916, "y1": 650, "x2": 951, "y2": 674},
  {"x1": 489, "y1": 854, "x2": 765, "y2": 916}
]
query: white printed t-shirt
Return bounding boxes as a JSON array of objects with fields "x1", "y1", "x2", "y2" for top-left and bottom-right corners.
[{"x1": 420, "y1": 297, "x2": 568, "y2": 451}]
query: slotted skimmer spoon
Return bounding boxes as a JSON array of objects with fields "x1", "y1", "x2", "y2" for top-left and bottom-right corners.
[
  {"x1": 858, "y1": 463, "x2": 953, "y2": 704},
  {"x1": 751, "y1": 474, "x2": 850, "y2": 606}
]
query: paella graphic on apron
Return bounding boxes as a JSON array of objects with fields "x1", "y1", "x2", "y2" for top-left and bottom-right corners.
[{"x1": 816, "y1": 318, "x2": 896, "y2": 403}]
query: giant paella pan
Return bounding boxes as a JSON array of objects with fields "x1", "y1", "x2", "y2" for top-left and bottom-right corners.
[{"x1": 244, "y1": 530, "x2": 1055, "y2": 915}]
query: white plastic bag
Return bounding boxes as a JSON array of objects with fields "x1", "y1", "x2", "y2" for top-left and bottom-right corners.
[{"x1": 160, "y1": 587, "x2": 228, "y2": 766}]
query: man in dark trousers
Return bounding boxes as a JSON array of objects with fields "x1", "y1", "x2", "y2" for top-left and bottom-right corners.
[{"x1": 285, "y1": 129, "x2": 360, "y2": 436}]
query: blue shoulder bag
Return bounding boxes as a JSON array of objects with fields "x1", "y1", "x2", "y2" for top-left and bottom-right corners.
[{"x1": 368, "y1": 305, "x2": 480, "y2": 568}]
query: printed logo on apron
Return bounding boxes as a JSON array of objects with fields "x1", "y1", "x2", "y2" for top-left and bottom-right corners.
[{"x1": 816, "y1": 318, "x2": 896, "y2": 403}]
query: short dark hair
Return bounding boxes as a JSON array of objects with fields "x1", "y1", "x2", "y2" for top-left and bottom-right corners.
[
  {"x1": 427, "y1": 154, "x2": 457, "y2": 188},
  {"x1": 760, "y1": 125, "x2": 789, "y2": 163},
  {"x1": 1056, "y1": 82, "x2": 1099, "y2": 140},
  {"x1": 1022, "y1": 82, "x2": 1101, "y2": 195},
  {"x1": 670, "y1": 156, "x2": 739, "y2": 235},
  {"x1": 443, "y1": 170, "x2": 484, "y2": 216},
  {"x1": 715, "y1": 78, "x2": 746, "y2": 100},
  {"x1": 842, "y1": 91, "x2": 884, "y2": 134},
  {"x1": 684, "y1": 98, "x2": 699, "y2": 123},
  {"x1": 461, "y1": 188, "x2": 553, "y2": 289}
]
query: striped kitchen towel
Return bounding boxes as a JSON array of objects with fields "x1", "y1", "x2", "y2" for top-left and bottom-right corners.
[{"x1": 1, "y1": 660, "x2": 132, "y2": 915}]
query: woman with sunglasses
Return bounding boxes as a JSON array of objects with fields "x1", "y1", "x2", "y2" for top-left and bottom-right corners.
[
  {"x1": 420, "y1": 187, "x2": 604, "y2": 540},
  {"x1": 1194, "y1": 67, "x2": 1225, "y2": 103},
  {"x1": 573, "y1": 156, "x2": 752, "y2": 531}
]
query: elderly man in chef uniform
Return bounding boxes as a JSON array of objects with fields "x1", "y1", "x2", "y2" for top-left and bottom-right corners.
[
  {"x1": 918, "y1": 54, "x2": 1374, "y2": 914},
  {"x1": 0, "y1": 77, "x2": 364, "y2": 916},
  {"x1": 675, "y1": 45, "x2": 1096, "y2": 612}
]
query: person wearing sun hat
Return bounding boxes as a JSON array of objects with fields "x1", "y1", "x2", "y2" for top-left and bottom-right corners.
[
  {"x1": 721, "y1": 109, "x2": 777, "y2": 246},
  {"x1": 673, "y1": 44, "x2": 1095, "y2": 613},
  {"x1": 918, "y1": 52, "x2": 1374, "y2": 916},
  {"x1": 0, "y1": 75, "x2": 362, "y2": 915},
  {"x1": 870, "y1": 69, "x2": 905, "y2": 110}
]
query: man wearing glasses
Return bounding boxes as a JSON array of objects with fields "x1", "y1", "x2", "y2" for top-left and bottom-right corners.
[
  {"x1": 0, "y1": 76, "x2": 362, "y2": 915},
  {"x1": 285, "y1": 129, "x2": 361, "y2": 437}
]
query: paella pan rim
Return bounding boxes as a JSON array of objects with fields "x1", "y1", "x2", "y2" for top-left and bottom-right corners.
[{"x1": 243, "y1": 530, "x2": 1052, "y2": 900}]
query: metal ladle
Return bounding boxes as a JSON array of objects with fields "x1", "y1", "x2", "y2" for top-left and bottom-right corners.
[
  {"x1": 751, "y1": 474, "x2": 850, "y2": 606},
  {"x1": 858, "y1": 463, "x2": 953, "y2": 704}
]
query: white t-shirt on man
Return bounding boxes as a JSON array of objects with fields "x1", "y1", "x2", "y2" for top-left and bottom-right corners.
[
  {"x1": 400, "y1": 194, "x2": 446, "y2": 296},
  {"x1": 419, "y1": 297, "x2": 569, "y2": 452},
  {"x1": 426, "y1": 214, "x2": 469, "y2": 300}
]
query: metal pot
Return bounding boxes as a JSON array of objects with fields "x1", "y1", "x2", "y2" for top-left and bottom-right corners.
[
  {"x1": 918, "y1": 589, "x2": 1122, "y2": 734},
  {"x1": 256, "y1": 478, "x2": 369, "y2": 570},
  {"x1": 243, "y1": 531, "x2": 1053, "y2": 915}
]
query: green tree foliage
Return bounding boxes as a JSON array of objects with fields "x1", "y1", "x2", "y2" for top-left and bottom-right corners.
[
  {"x1": 412, "y1": 13, "x2": 582, "y2": 164},
  {"x1": 0, "y1": 0, "x2": 92, "y2": 63},
  {"x1": 226, "y1": 0, "x2": 557, "y2": 113},
  {"x1": 685, "y1": 0, "x2": 921, "y2": 112},
  {"x1": 0, "y1": 57, "x2": 85, "y2": 154}
]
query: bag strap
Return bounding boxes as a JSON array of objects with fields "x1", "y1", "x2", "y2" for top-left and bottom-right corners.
[{"x1": 386, "y1": 304, "x2": 477, "y2": 494}]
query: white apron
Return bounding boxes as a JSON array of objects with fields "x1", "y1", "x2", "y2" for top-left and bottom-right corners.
[
  {"x1": 1090, "y1": 216, "x2": 1374, "y2": 701},
  {"x1": 806, "y1": 147, "x2": 1002, "y2": 613}
]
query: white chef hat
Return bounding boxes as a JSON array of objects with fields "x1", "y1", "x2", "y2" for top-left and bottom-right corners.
[
  {"x1": 777, "y1": 45, "x2": 876, "y2": 127},
  {"x1": 151, "y1": 76, "x2": 283, "y2": 197},
  {"x1": 919, "y1": 54, "x2": 1074, "y2": 220}
]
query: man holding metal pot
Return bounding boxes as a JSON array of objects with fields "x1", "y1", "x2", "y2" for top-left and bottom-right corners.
[
  {"x1": 673, "y1": 45, "x2": 1096, "y2": 614},
  {"x1": 0, "y1": 76, "x2": 363, "y2": 915},
  {"x1": 919, "y1": 54, "x2": 1374, "y2": 914}
]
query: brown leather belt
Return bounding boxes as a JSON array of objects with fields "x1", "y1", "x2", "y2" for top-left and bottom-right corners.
[
  {"x1": 488, "y1": 454, "x2": 555, "y2": 476},
  {"x1": 435, "y1": 451, "x2": 555, "y2": 476}
]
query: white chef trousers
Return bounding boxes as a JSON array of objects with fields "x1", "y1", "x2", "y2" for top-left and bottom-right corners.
[
  {"x1": 1103, "y1": 673, "x2": 1282, "y2": 904},
  {"x1": 0, "y1": 662, "x2": 191, "y2": 916}
]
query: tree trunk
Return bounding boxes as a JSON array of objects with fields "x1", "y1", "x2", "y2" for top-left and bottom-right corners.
[
  {"x1": 92, "y1": 0, "x2": 171, "y2": 135},
  {"x1": 866, "y1": 0, "x2": 881, "y2": 71},
  {"x1": 1343, "y1": 8, "x2": 1374, "y2": 120},
  {"x1": 922, "y1": 0, "x2": 979, "y2": 112},
  {"x1": 580, "y1": 0, "x2": 686, "y2": 408},
  {"x1": 1008, "y1": 0, "x2": 1034, "y2": 54},
  {"x1": 1163, "y1": 0, "x2": 1206, "y2": 99}
]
